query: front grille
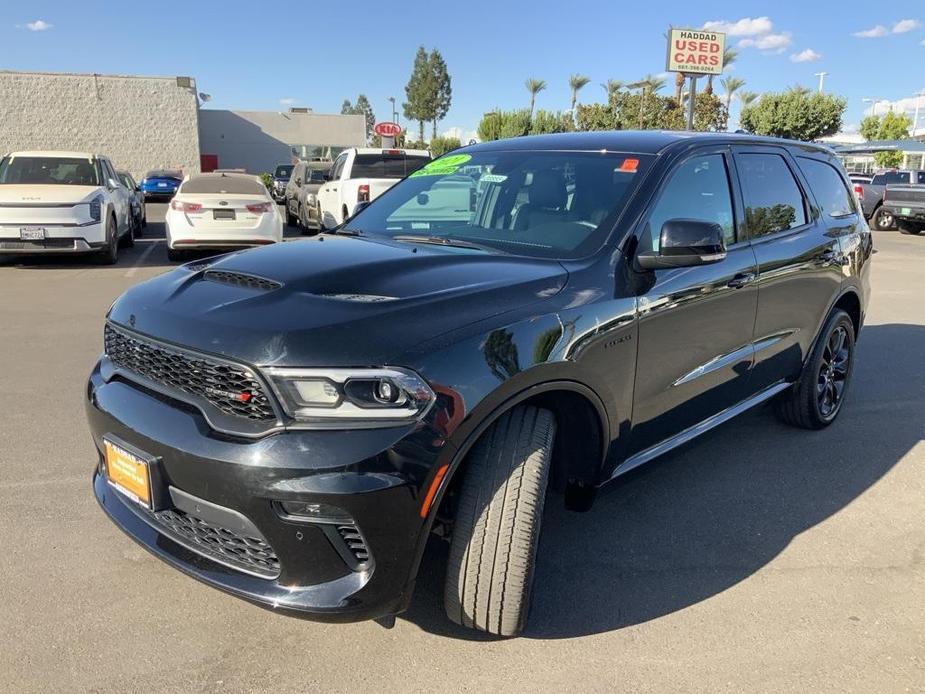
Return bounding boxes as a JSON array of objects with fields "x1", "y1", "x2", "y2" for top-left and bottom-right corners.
[
  {"x1": 147, "y1": 507, "x2": 280, "y2": 578},
  {"x1": 104, "y1": 324, "x2": 276, "y2": 421},
  {"x1": 0, "y1": 239, "x2": 75, "y2": 250},
  {"x1": 337, "y1": 524, "x2": 370, "y2": 564},
  {"x1": 203, "y1": 270, "x2": 281, "y2": 291}
]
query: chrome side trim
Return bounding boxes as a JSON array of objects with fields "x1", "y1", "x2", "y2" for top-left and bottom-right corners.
[
  {"x1": 671, "y1": 343, "x2": 755, "y2": 387},
  {"x1": 609, "y1": 381, "x2": 791, "y2": 481}
]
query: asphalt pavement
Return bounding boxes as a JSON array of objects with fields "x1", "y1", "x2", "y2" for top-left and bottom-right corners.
[{"x1": 0, "y1": 205, "x2": 922, "y2": 693}]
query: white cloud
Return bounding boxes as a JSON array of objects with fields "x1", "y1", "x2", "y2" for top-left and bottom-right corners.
[
  {"x1": 790, "y1": 48, "x2": 821, "y2": 63},
  {"x1": 441, "y1": 126, "x2": 479, "y2": 144},
  {"x1": 853, "y1": 24, "x2": 888, "y2": 38},
  {"x1": 893, "y1": 18, "x2": 920, "y2": 33},
  {"x1": 867, "y1": 93, "x2": 925, "y2": 117},
  {"x1": 23, "y1": 19, "x2": 52, "y2": 31},
  {"x1": 738, "y1": 32, "x2": 792, "y2": 53},
  {"x1": 279, "y1": 97, "x2": 296, "y2": 105},
  {"x1": 702, "y1": 17, "x2": 773, "y2": 36}
]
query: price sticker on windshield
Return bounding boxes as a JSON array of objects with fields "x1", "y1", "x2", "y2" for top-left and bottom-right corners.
[{"x1": 410, "y1": 154, "x2": 472, "y2": 177}]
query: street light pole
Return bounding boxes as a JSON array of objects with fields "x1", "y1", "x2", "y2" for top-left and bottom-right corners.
[
  {"x1": 814, "y1": 71, "x2": 828, "y2": 93},
  {"x1": 388, "y1": 97, "x2": 397, "y2": 125}
]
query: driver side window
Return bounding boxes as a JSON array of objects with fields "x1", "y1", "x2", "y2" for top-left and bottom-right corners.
[{"x1": 642, "y1": 154, "x2": 735, "y2": 252}]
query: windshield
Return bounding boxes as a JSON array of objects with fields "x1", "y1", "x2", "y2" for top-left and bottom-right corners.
[
  {"x1": 351, "y1": 153, "x2": 430, "y2": 178},
  {"x1": 274, "y1": 165, "x2": 294, "y2": 179},
  {"x1": 308, "y1": 169, "x2": 326, "y2": 183},
  {"x1": 0, "y1": 156, "x2": 101, "y2": 186},
  {"x1": 346, "y1": 150, "x2": 653, "y2": 259}
]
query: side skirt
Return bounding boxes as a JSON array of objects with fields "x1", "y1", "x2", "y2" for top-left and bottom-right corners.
[{"x1": 608, "y1": 381, "x2": 791, "y2": 482}]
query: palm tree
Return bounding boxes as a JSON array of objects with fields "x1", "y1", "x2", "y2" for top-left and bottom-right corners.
[
  {"x1": 525, "y1": 78, "x2": 546, "y2": 118},
  {"x1": 601, "y1": 79, "x2": 624, "y2": 101},
  {"x1": 630, "y1": 75, "x2": 665, "y2": 129},
  {"x1": 720, "y1": 77, "x2": 745, "y2": 113},
  {"x1": 704, "y1": 48, "x2": 738, "y2": 95},
  {"x1": 738, "y1": 90, "x2": 759, "y2": 109},
  {"x1": 674, "y1": 72, "x2": 686, "y2": 105},
  {"x1": 569, "y1": 73, "x2": 591, "y2": 113}
]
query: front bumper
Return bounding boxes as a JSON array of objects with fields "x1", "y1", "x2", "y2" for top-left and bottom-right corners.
[
  {"x1": 0, "y1": 221, "x2": 106, "y2": 253},
  {"x1": 86, "y1": 359, "x2": 449, "y2": 621}
]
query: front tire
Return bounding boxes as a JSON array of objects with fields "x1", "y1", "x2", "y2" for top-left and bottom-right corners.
[
  {"x1": 166, "y1": 247, "x2": 185, "y2": 262},
  {"x1": 95, "y1": 217, "x2": 119, "y2": 265},
  {"x1": 776, "y1": 309, "x2": 855, "y2": 429},
  {"x1": 444, "y1": 406, "x2": 556, "y2": 637}
]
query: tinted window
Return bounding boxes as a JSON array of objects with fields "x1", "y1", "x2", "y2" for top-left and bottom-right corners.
[
  {"x1": 798, "y1": 158, "x2": 856, "y2": 217},
  {"x1": 917, "y1": 172, "x2": 925, "y2": 184},
  {"x1": 0, "y1": 156, "x2": 103, "y2": 186},
  {"x1": 737, "y1": 153, "x2": 807, "y2": 238},
  {"x1": 274, "y1": 165, "x2": 293, "y2": 179},
  {"x1": 350, "y1": 154, "x2": 430, "y2": 179},
  {"x1": 308, "y1": 169, "x2": 326, "y2": 183},
  {"x1": 642, "y1": 154, "x2": 735, "y2": 252},
  {"x1": 331, "y1": 154, "x2": 348, "y2": 180},
  {"x1": 873, "y1": 171, "x2": 908, "y2": 185},
  {"x1": 145, "y1": 170, "x2": 182, "y2": 181},
  {"x1": 180, "y1": 174, "x2": 267, "y2": 195},
  {"x1": 347, "y1": 150, "x2": 653, "y2": 260}
]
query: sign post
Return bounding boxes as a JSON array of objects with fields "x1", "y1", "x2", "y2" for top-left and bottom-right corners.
[
  {"x1": 666, "y1": 29, "x2": 726, "y2": 131},
  {"x1": 373, "y1": 121, "x2": 402, "y2": 148}
]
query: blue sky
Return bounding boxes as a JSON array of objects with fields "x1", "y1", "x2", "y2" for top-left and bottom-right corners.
[{"x1": 5, "y1": 1, "x2": 925, "y2": 140}]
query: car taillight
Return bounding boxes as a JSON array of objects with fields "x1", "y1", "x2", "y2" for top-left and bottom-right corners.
[
  {"x1": 357, "y1": 184, "x2": 370, "y2": 203},
  {"x1": 246, "y1": 202, "x2": 273, "y2": 214},
  {"x1": 170, "y1": 200, "x2": 202, "y2": 213},
  {"x1": 853, "y1": 184, "x2": 864, "y2": 200}
]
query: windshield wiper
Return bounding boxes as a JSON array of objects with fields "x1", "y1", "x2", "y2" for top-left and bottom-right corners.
[
  {"x1": 391, "y1": 234, "x2": 501, "y2": 253},
  {"x1": 333, "y1": 227, "x2": 363, "y2": 236}
]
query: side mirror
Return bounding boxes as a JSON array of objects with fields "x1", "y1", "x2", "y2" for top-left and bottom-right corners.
[
  {"x1": 351, "y1": 201, "x2": 371, "y2": 218},
  {"x1": 323, "y1": 172, "x2": 332, "y2": 182},
  {"x1": 108, "y1": 177, "x2": 121, "y2": 190},
  {"x1": 636, "y1": 219, "x2": 727, "y2": 270}
]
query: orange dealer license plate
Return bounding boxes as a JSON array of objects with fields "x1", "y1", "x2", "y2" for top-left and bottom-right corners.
[{"x1": 104, "y1": 438, "x2": 152, "y2": 508}]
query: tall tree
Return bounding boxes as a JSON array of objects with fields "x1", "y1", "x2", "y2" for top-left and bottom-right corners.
[
  {"x1": 601, "y1": 79, "x2": 624, "y2": 101},
  {"x1": 403, "y1": 46, "x2": 436, "y2": 144},
  {"x1": 859, "y1": 112, "x2": 912, "y2": 167},
  {"x1": 569, "y1": 74, "x2": 591, "y2": 114},
  {"x1": 738, "y1": 91, "x2": 759, "y2": 109},
  {"x1": 430, "y1": 49, "x2": 452, "y2": 140},
  {"x1": 739, "y1": 90, "x2": 846, "y2": 141},
  {"x1": 525, "y1": 78, "x2": 547, "y2": 117},
  {"x1": 720, "y1": 77, "x2": 745, "y2": 115},
  {"x1": 704, "y1": 48, "x2": 737, "y2": 95},
  {"x1": 340, "y1": 99, "x2": 353, "y2": 114}
]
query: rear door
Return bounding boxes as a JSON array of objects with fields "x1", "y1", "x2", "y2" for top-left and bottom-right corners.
[
  {"x1": 731, "y1": 145, "x2": 844, "y2": 391},
  {"x1": 627, "y1": 146, "x2": 759, "y2": 456}
]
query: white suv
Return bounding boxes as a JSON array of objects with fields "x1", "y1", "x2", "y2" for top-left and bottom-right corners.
[{"x1": 0, "y1": 151, "x2": 134, "y2": 264}]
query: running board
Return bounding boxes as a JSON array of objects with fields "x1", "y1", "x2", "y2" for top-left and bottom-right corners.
[{"x1": 609, "y1": 381, "x2": 791, "y2": 481}]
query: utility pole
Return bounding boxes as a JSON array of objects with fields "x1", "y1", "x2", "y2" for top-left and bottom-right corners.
[
  {"x1": 814, "y1": 72, "x2": 828, "y2": 93},
  {"x1": 686, "y1": 75, "x2": 698, "y2": 131},
  {"x1": 388, "y1": 96, "x2": 397, "y2": 124}
]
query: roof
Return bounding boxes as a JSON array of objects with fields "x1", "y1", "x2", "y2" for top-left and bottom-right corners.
[
  {"x1": 6, "y1": 150, "x2": 96, "y2": 159},
  {"x1": 461, "y1": 130, "x2": 833, "y2": 155},
  {"x1": 185, "y1": 171, "x2": 261, "y2": 181},
  {"x1": 833, "y1": 140, "x2": 925, "y2": 155}
]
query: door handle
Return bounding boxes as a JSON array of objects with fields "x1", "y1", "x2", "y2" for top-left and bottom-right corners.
[
  {"x1": 727, "y1": 272, "x2": 756, "y2": 289},
  {"x1": 816, "y1": 249, "x2": 847, "y2": 267}
]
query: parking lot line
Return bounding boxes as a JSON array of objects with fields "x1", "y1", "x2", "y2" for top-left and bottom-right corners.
[{"x1": 124, "y1": 239, "x2": 161, "y2": 278}]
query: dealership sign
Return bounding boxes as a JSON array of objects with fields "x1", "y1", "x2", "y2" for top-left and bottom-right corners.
[
  {"x1": 373, "y1": 122, "x2": 401, "y2": 137},
  {"x1": 666, "y1": 29, "x2": 726, "y2": 76}
]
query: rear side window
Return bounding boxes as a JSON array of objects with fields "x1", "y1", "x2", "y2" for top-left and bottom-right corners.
[
  {"x1": 737, "y1": 153, "x2": 807, "y2": 238},
  {"x1": 350, "y1": 154, "x2": 430, "y2": 179},
  {"x1": 180, "y1": 175, "x2": 267, "y2": 195},
  {"x1": 917, "y1": 172, "x2": 925, "y2": 184},
  {"x1": 642, "y1": 154, "x2": 736, "y2": 252},
  {"x1": 798, "y1": 158, "x2": 857, "y2": 217}
]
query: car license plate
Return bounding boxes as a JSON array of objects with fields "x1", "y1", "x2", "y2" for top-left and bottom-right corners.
[
  {"x1": 103, "y1": 439, "x2": 152, "y2": 508},
  {"x1": 20, "y1": 226, "x2": 45, "y2": 240},
  {"x1": 157, "y1": 182, "x2": 168, "y2": 188},
  {"x1": 901, "y1": 207, "x2": 911, "y2": 216},
  {"x1": 213, "y1": 209, "x2": 235, "y2": 220}
]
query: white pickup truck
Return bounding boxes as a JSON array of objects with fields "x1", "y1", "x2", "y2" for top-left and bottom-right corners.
[{"x1": 316, "y1": 147, "x2": 430, "y2": 229}]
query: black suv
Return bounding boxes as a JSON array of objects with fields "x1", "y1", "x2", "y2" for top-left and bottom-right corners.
[{"x1": 86, "y1": 132, "x2": 871, "y2": 636}]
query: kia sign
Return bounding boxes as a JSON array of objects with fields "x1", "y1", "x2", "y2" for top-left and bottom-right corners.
[
  {"x1": 374, "y1": 122, "x2": 401, "y2": 137},
  {"x1": 666, "y1": 29, "x2": 726, "y2": 76}
]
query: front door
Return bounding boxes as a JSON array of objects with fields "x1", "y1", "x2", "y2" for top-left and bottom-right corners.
[{"x1": 627, "y1": 148, "x2": 759, "y2": 457}]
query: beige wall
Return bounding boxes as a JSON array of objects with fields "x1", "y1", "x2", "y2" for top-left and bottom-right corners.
[{"x1": 0, "y1": 71, "x2": 201, "y2": 179}]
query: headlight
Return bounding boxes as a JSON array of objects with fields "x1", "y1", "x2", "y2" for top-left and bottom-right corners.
[
  {"x1": 88, "y1": 194, "x2": 103, "y2": 222},
  {"x1": 265, "y1": 367, "x2": 435, "y2": 427}
]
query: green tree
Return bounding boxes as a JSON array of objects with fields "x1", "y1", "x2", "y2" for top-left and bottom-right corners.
[
  {"x1": 525, "y1": 78, "x2": 547, "y2": 117},
  {"x1": 738, "y1": 91, "x2": 759, "y2": 109},
  {"x1": 529, "y1": 109, "x2": 575, "y2": 135},
  {"x1": 601, "y1": 79, "x2": 624, "y2": 101},
  {"x1": 430, "y1": 49, "x2": 452, "y2": 140},
  {"x1": 703, "y1": 48, "x2": 737, "y2": 95},
  {"x1": 341, "y1": 95, "x2": 376, "y2": 142},
  {"x1": 477, "y1": 110, "x2": 504, "y2": 141},
  {"x1": 403, "y1": 46, "x2": 436, "y2": 143},
  {"x1": 859, "y1": 112, "x2": 912, "y2": 167},
  {"x1": 429, "y1": 136, "x2": 461, "y2": 157},
  {"x1": 569, "y1": 74, "x2": 591, "y2": 114},
  {"x1": 739, "y1": 90, "x2": 846, "y2": 141}
]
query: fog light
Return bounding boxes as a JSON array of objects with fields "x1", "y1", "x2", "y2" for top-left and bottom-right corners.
[{"x1": 276, "y1": 500, "x2": 352, "y2": 523}]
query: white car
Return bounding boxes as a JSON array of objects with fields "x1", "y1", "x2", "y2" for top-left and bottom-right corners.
[
  {"x1": 165, "y1": 172, "x2": 284, "y2": 261},
  {"x1": 316, "y1": 148, "x2": 431, "y2": 229},
  {"x1": 0, "y1": 151, "x2": 134, "y2": 264}
]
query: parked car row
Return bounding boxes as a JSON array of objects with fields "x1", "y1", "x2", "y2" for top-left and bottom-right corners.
[{"x1": 852, "y1": 169, "x2": 925, "y2": 230}]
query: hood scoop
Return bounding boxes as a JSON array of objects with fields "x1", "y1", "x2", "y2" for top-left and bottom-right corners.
[{"x1": 203, "y1": 270, "x2": 282, "y2": 291}]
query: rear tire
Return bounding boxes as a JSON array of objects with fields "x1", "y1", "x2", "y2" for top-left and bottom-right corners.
[
  {"x1": 776, "y1": 309, "x2": 855, "y2": 430},
  {"x1": 870, "y1": 206, "x2": 894, "y2": 231},
  {"x1": 444, "y1": 406, "x2": 556, "y2": 637},
  {"x1": 898, "y1": 220, "x2": 924, "y2": 235},
  {"x1": 119, "y1": 219, "x2": 135, "y2": 249},
  {"x1": 285, "y1": 204, "x2": 296, "y2": 227}
]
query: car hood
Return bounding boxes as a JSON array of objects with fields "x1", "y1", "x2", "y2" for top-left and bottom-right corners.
[
  {"x1": 108, "y1": 235, "x2": 568, "y2": 367},
  {"x1": 0, "y1": 185, "x2": 102, "y2": 204}
]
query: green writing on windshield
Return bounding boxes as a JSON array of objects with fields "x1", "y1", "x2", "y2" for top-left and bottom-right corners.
[{"x1": 409, "y1": 153, "x2": 472, "y2": 177}]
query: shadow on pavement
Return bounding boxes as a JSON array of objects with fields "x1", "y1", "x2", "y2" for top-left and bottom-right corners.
[{"x1": 402, "y1": 323, "x2": 922, "y2": 639}]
